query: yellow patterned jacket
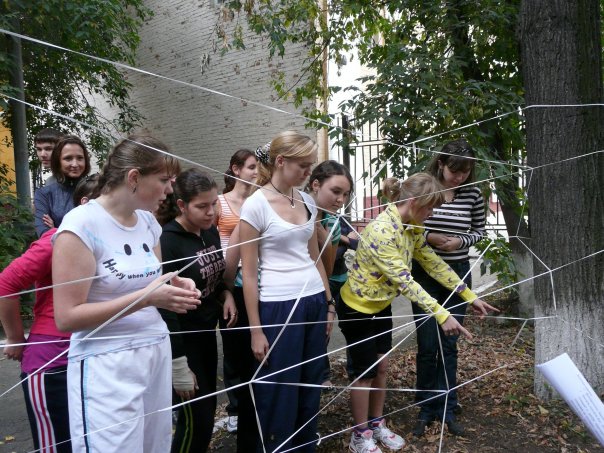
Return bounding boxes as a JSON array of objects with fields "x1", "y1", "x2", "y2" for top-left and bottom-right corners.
[{"x1": 340, "y1": 204, "x2": 477, "y2": 324}]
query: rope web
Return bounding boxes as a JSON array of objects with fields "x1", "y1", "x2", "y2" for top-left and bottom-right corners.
[{"x1": 0, "y1": 25, "x2": 603, "y2": 453}]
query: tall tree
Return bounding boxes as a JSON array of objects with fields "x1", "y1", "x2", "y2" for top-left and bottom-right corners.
[
  {"x1": 0, "y1": 0, "x2": 151, "y2": 166},
  {"x1": 520, "y1": 0, "x2": 604, "y2": 397}
]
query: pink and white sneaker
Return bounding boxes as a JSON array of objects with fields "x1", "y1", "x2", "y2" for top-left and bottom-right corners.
[
  {"x1": 349, "y1": 429, "x2": 382, "y2": 453},
  {"x1": 371, "y1": 419, "x2": 405, "y2": 450}
]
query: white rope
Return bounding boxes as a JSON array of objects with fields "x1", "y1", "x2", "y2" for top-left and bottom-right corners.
[
  {"x1": 6, "y1": 28, "x2": 602, "y2": 170},
  {"x1": 1, "y1": 25, "x2": 603, "y2": 450}
]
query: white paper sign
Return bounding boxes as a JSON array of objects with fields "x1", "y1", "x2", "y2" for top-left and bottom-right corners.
[{"x1": 537, "y1": 353, "x2": 604, "y2": 446}]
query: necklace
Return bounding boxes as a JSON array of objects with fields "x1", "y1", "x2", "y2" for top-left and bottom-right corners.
[
  {"x1": 444, "y1": 189, "x2": 456, "y2": 203},
  {"x1": 270, "y1": 181, "x2": 296, "y2": 208}
]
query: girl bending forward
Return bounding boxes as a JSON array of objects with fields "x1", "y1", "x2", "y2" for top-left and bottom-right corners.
[{"x1": 337, "y1": 173, "x2": 498, "y2": 453}]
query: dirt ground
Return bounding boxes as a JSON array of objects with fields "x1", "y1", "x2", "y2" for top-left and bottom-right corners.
[
  {"x1": 211, "y1": 300, "x2": 604, "y2": 453},
  {"x1": 2, "y1": 294, "x2": 602, "y2": 452}
]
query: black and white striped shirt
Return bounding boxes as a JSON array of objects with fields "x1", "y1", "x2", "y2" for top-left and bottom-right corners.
[{"x1": 424, "y1": 185, "x2": 486, "y2": 262}]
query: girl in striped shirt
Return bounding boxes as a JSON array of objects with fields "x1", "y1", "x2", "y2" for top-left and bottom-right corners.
[{"x1": 411, "y1": 139, "x2": 487, "y2": 437}]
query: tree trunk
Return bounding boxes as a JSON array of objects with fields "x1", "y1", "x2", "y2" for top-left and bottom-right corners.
[
  {"x1": 491, "y1": 131, "x2": 535, "y2": 318},
  {"x1": 447, "y1": 1, "x2": 536, "y2": 315},
  {"x1": 5, "y1": 16, "x2": 32, "y2": 206},
  {"x1": 498, "y1": 202, "x2": 535, "y2": 318},
  {"x1": 520, "y1": 0, "x2": 604, "y2": 398}
]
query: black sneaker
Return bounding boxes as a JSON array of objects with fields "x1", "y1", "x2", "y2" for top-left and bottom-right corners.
[
  {"x1": 446, "y1": 420, "x2": 465, "y2": 436},
  {"x1": 412, "y1": 419, "x2": 431, "y2": 437}
]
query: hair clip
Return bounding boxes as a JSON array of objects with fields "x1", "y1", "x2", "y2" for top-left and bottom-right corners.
[{"x1": 255, "y1": 143, "x2": 271, "y2": 164}]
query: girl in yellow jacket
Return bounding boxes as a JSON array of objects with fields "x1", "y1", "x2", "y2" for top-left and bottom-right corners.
[{"x1": 337, "y1": 173, "x2": 498, "y2": 453}]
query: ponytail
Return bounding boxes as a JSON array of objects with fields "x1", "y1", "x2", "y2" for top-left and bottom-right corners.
[{"x1": 382, "y1": 173, "x2": 445, "y2": 208}]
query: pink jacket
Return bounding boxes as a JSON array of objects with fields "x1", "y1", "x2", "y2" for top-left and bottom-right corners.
[{"x1": 0, "y1": 229, "x2": 66, "y2": 337}]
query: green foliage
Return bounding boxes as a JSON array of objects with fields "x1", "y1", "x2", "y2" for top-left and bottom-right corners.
[
  {"x1": 0, "y1": 163, "x2": 36, "y2": 315},
  {"x1": 20, "y1": 301, "x2": 34, "y2": 319},
  {"x1": 0, "y1": 0, "x2": 152, "y2": 162},
  {"x1": 474, "y1": 234, "x2": 520, "y2": 295},
  {"x1": 222, "y1": 1, "x2": 525, "y2": 186},
  {"x1": 339, "y1": 1, "x2": 525, "y2": 190},
  {"x1": 222, "y1": 0, "x2": 528, "y2": 285},
  {"x1": 0, "y1": 163, "x2": 35, "y2": 270}
]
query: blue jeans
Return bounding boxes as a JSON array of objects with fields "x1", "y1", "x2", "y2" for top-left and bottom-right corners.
[{"x1": 411, "y1": 260, "x2": 471, "y2": 422}]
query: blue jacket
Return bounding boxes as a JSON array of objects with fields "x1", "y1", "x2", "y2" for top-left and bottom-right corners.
[{"x1": 34, "y1": 180, "x2": 77, "y2": 237}]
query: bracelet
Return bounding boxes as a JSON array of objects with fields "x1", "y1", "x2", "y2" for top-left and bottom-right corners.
[
  {"x1": 327, "y1": 310, "x2": 336, "y2": 315},
  {"x1": 327, "y1": 296, "x2": 336, "y2": 307}
]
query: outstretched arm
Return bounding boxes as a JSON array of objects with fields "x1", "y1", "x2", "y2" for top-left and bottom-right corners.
[{"x1": 414, "y1": 234, "x2": 477, "y2": 303}]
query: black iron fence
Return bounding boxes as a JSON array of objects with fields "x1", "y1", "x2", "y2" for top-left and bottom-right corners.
[{"x1": 328, "y1": 113, "x2": 511, "y2": 233}]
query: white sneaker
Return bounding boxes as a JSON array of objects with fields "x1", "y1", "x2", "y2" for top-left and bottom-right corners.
[
  {"x1": 349, "y1": 429, "x2": 382, "y2": 453},
  {"x1": 371, "y1": 419, "x2": 405, "y2": 450},
  {"x1": 226, "y1": 415, "x2": 238, "y2": 433}
]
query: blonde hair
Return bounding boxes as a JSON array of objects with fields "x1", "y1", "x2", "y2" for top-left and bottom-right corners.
[
  {"x1": 256, "y1": 131, "x2": 318, "y2": 187},
  {"x1": 382, "y1": 173, "x2": 445, "y2": 208}
]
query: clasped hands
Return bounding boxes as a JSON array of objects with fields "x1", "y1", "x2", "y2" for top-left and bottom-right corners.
[{"x1": 427, "y1": 232, "x2": 463, "y2": 252}]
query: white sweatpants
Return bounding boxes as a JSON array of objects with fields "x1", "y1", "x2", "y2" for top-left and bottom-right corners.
[{"x1": 67, "y1": 338, "x2": 172, "y2": 453}]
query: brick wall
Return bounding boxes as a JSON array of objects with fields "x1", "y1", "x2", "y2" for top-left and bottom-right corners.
[{"x1": 125, "y1": 0, "x2": 315, "y2": 184}]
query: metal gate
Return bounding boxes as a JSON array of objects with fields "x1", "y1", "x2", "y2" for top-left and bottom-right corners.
[{"x1": 328, "y1": 114, "x2": 510, "y2": 233}]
